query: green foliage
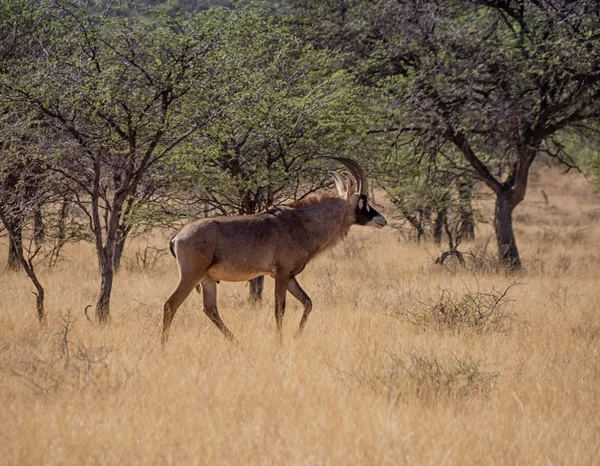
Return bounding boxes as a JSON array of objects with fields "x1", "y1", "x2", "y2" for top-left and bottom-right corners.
[
  {"x1": 378, "y1": 139, "x2": 476, "y2": 244},
  {"x1": 581, "y1": 148, "x2": 600, "y2": 185},
  {"x1": 167, "y1": 7, "x2": 376, "y2": 214},
  {"x1": 0, "y1": 0, "x2": 55, "y2": 69},
  {"x1": 563, "y1": 130, "x2": 600, "y2": 185},
  {"x1": 366, "y1": 0, "x2": 600, "y2": 169},
  {"x1": 1, "y1": 1, "x2": 237, "y2": 233}
]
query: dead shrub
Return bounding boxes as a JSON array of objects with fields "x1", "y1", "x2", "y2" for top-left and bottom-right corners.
[
  {"x1": 462, "y1": 237, "x2": 503, "y2": 273},
  {"x1": 7, "y1": 311, "x2": 130, "y2": 395},
  {"x1": 402, "y1": 281, "x2": 518, "y2": 335},
  {"x1": 123, "y1": 241, "x2": 169, "y2": 272},
  {"x1": 434, "y1": 236, "x2": 503, "y2": 274}
]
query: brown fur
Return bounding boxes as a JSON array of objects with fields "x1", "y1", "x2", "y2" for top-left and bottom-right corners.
[{"x1": 287, "y1": 193, "x2": 340, "y2": 208}]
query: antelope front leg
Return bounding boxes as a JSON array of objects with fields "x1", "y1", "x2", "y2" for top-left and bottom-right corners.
[
  {"x1": 274, "y1": 271, "x2": 290, "y2": 342},
  {"x1": 287, "y1": 277, "x2": 313, "y2": 338},
  {"x1": 200, "y1": 278, "x2": 236, "y2": 342}
]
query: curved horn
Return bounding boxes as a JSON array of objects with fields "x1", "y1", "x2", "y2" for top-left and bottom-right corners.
[
  {"x1": 329, "y1": 171, "x2": 346, "y2": 196},
  {"x1": 323, "y1": 157, "x2": 368, "y2": 196}
]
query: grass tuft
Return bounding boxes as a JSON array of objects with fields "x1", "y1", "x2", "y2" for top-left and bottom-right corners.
[{"x1": 362, "y1": 350, "x2": 498, "y2": 404}]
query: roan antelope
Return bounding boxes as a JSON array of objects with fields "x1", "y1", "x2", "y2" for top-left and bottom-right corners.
[{"x1": 162, "y1": 157, "x2": 386, "y2": 343}]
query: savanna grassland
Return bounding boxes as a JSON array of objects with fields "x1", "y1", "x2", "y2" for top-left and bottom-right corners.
[{"x1": 0, "y1": 167, "x2": 599, "y2": 465}]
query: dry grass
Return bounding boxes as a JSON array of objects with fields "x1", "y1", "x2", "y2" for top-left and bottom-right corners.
[{"x1": 0, "y1": 167, "x2": 599, "y2": 465}]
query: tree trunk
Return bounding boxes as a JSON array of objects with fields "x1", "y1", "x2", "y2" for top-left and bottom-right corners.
[
  {"x1": 33, "y1": 205, "x2": 45, "y2": 247},
  {"x1": 92, "y1": 180, "x2": 132, "y2": 322},
  {"x1": 113, "y1": 237, "x2": 125, "y2": 271},
  {"x1": 7, "y1": 215, "x2": 22, "y2": 271},
  {"x1": 31, "y1": 273, "x2": 46, "y2": 324},
  {"x1": 433, "y1": 208, "x2": 446, "y2": 245},
  {"x1": 494, "y1": 193, "x2": 521, "y2": 270},
  {"x1": 24, "y1": 261, "x2": 46, "y2": 324},
  {"x1": 57, "y1": 197, "x2": 69, "y2": 243},
  {"x1": 113, "y1": 223, "x2": 131, "y2": 272},
  {"x1": 249, "y1": 276, "x2": 264, "y2": 302},
  {"x1": 96, "y1": 261, "x2": 114, "y2": 322},
  {"x1": 48, "y1": 197, "x2": 70, "y2": 267},
  {"x1": 93, "y1": 201, "x2": 123, "y2": 322},
  {"x1": 403, "y1": 211, "x2": 425, "y2": 243},
  {"x1": 457, "y1": 179, "x2": 475, "y2": 240}
]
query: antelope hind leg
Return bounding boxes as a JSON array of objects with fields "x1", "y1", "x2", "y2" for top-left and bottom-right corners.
[
  {"x1": 162, "y1": 278, "x2": 198, "y2": 344},
  {"x1": 274, "y1": 271, "x2": 290, "y2": 342}
]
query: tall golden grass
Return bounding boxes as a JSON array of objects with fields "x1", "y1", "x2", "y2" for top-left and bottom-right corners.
[{"x1": 1, "y1": 167, "x2": 599, "y2": 465}]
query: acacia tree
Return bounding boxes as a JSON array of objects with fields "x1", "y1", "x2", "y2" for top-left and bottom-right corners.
[
  {"x1": 0, "y1": 104, "x2": 69, "y2": 323},
  {"x1": 290, "y1": 0, "x2": 600, "y2": 269},
  {"x1": 0, "y1": 0, "x2": 56, "y2": 270},
  {"x1": 2, "y1": 2, "x2": 236, "y2": 321},
  {"x1": 392, "y1": 0, "x2": 600, "y2": 269},
  {"x1": 0, "y1": 145, "x2": 53, "y2": 322}
]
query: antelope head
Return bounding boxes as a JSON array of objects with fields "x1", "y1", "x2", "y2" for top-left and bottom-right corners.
[{"x1": 327, "y1": 157, "x2": 387, "y2": 229}]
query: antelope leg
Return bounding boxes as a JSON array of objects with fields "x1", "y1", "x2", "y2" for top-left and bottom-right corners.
[
  {"x1": 162, "y1": 277, "x2": 198, "y2": 345},
  {"x1": 287, "y1": 277, "x2": 313, "y2": 338},
  {"x1": 274, "y1": 271, "x2": 290, "y2": 342},
  {"x1": 201, "y1": 278, "x2": 235, "y2": 342}
]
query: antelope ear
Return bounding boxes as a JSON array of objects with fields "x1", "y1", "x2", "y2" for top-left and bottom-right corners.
[{"x1": 329, "y1": 171, "x2": 346, "y2": 196}]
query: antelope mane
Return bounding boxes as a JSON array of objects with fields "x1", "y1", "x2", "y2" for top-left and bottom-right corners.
[{"x1": 286, "y1": 193, "x2": 341, "y2": 208}]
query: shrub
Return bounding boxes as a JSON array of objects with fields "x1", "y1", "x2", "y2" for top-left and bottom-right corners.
[
  {"x1": 359, "y1": 350, "x2": 498, "y2": 403},
  {"x1": 403, "y1": 282, "x2": 519, "y2": 334},
  {"x1": 6, "y1": 311, "x2": 129, "y2": 395}
]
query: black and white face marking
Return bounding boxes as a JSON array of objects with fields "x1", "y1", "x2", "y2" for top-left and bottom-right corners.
[{"x1": 355, "y1": 194, "x2": 387, "y2": 228}]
